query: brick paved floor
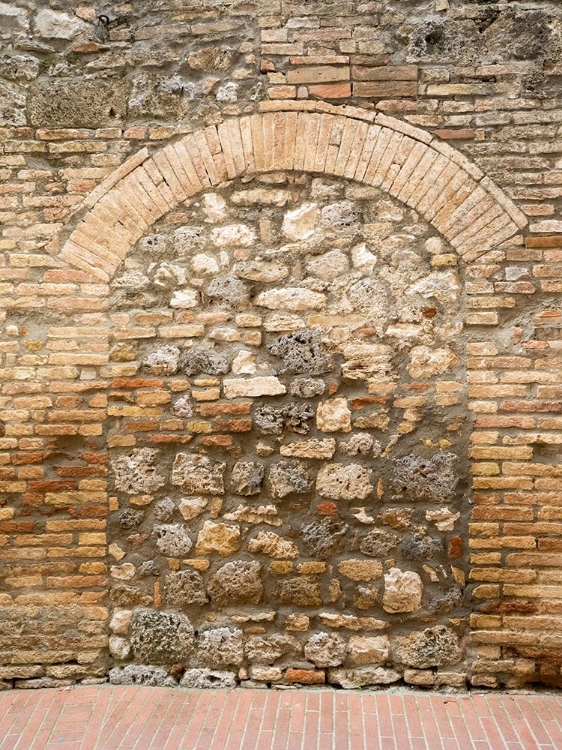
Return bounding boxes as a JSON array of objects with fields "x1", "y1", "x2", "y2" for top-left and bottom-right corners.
[{"x1": 0, "y1": 686, "x2": 561, "y2": 750}]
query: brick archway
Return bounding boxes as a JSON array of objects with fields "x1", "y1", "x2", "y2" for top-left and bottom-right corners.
[{"x1": 57, "y1": 108, "x2": 526, "y2": 282}]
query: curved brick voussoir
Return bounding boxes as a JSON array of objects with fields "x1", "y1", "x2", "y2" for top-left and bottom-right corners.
[{"x1": 58, "y1": 109, "x2": 526, "y2": 282}]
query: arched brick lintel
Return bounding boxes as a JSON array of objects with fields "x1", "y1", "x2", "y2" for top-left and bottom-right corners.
[{"x1": 58, "y1": 109, "x2": 528, "y2": 282}]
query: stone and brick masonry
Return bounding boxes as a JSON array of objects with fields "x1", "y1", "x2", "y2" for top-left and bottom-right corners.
[{"x1": 0, "y1": 0, "x2": 561, "y2": 691}]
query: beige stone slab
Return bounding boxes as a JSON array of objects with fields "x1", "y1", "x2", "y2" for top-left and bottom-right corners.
[
  {"x1": 259, "y1": 100, "x2": 318, "y2": 114},
  {"x1": 387, "y1": 140, "x2": 427, "y2": 198},
  {"x1": 354, "y1": 124, "x2": 381, "y2": 183},
  {"x1": 282, "y1": 111, "x2": 299, "y2": 171},
  {"x1": 205, "y1": 125, "x2": 221, "y2": 155},
  {"x1": 324, "y1": 143, "x2": 340, "y2": 175},
  {"x1": 250, "y1": 114, "x2": 265, "y2": 172},
  {"x1": 183, "y1": 135, "x2": 212, "y2": 188},
  {"x1": 480, "y1": 175, "x2": 528, "y2": 229},
  {"x1": 372, "y1": 131, "x2": 403, "y2": 188},
  {"x1": 213, "y1": 151, "x2": 229, "y2": 185},
  {"x1": 152, "y1": 151, "x2": 188, "y2": 203},
  {"x1": 217, "y1": 122, "x2": 237, "y2": 180},
  {"x1": 334, "y1": 117, "x2": 359, "y2": 177},
  {"x1": 329, "y1": 116, "x2": 346, "y2": 146},
  {"x1": 313, "y1": 113, "x2": 336, "y2": 174},
  {"x1": 344, "y1": 120, "x2": 369, "y2": 180},
  {"x1": 83, "y1": 147, "x2": 150, "y2": 210},
  {"x1": 363, "y1": 127, "x2": 393, "y2": 184},
  {"x1": 303, "y1": 113, "x2": 322, "y2": 174},
  {"x1": 239, "y1": 116, "x2": 256, "y2": 173},
  {"x1": 172, "y1": 140, "x2": 204, "y2": 194}
]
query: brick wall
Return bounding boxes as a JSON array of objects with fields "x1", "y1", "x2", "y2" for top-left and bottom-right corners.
[{"x1": 1, "y1": 0, "x2": 561, "y2": 690}]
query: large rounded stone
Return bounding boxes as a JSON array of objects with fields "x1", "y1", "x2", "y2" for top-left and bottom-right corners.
[
  {"x1": 130, "y1": 610, "x2": 195, "y2": 664},
  {"x1": 247, "y1": 531, "x2": 299, "y2": 559},
  {"x1": 304, "y1": 632, "x2": 347, "y2": 667},
  {"x1": 207, "y1": 561, "x2": 263, "y2": 606},
  {"x1": 348, "y1": 636, "x2": 390, "y2": 666}
]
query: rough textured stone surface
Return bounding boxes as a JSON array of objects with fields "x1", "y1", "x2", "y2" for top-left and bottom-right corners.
[
  {"x1": 230, "y1": 461, "x2": 264, "y2": 496},
  {"x1": 275, "y1": 577, "x2": 322, "y2": 607},
  {"x1": 328, "y1": 667, "x2": 402, "y2": 688},
  {"x1": 109, "y1": 666, "x2": 177, "y2": 688},
  {"x1": 5, "y1": 5, "x2": 546, "y2": 688},
  {"x1": 112, "y1": 449, "x2": 165, "y2": 495},
  {"x1": 247, "y1": 531, "x2": 299, "y2": 559},
  {"x1": 180, "y1": 669, "x2": 237, "y2": 689},
  {"x1": 165, "y1": 570, "x2": 208, "y2": 607},
  {"x1": 348, "y1": 636, "x2": 390, "y2": 666},
  {"x1": 196, "y1": 521, "x2": 241, "y2": 557},
  {"x1": 304, "y1": 633, "x2": 347, "y2": 667},
  {"x1": 301, "y1": 518, "x2": 348, "y2": 559},
  {"x1": 130, "y1": 611, "x2": 195, "y2": 664},
  {"x1": 316, "y1": 464, "x2": 373, "y2": 501},
  {"x1": 391, "y1": 453, "x2": 458, "y2": 503},
  {"x1": 196, "y1": 628, "x2": 244, "y2": 667},
  {"x1": 207, "y1": 562, "x2": 263, "y2": 606},
  {"x1": 383, "y1": 569, "x2": 423, "y2": 614},
  {"x1": 154, "y1": 525, "x2": 193, "y2": 558},
  {"x1": 316, "y1": 399, "x2": 352, "y2": 433},
  {"x1": 392, "y1": 626, "x2": 463, "y2": 668},
  {"x1": 269, "y1": 330, "x2": 332, "y2": 375},
  {"x1": 172, "y1": 454, "x2": 226, "y2": 495},
  {"x1": 269, "y1": 460, "x2": 312, "y2": 498}
]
